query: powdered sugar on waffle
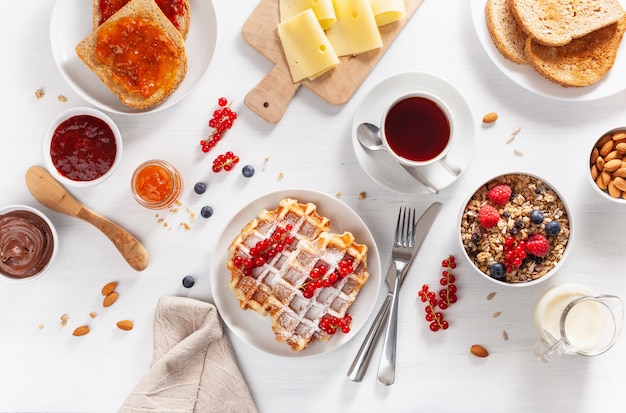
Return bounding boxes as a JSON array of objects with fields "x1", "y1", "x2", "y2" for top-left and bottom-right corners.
[{"x1": 227, "y1": 198, "x2": 369, "y2": 352}]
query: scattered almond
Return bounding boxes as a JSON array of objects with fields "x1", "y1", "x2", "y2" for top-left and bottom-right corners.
[
  {"x1": 486, "y1": 292, "x2": 497, "y2": 300},
  {"x1": 482, "y1": 112, "x2": 498, "y2": 123},
  {"x1": 72, "y1": 326, "x2": 90, "y2": 336},
  {"x1": 116, "y1": 320, "x2": 134, "y2": 331},
  {"x1": 103, "y1": 291, "x2": 119, "y2": 307},
  {"x1": 101, "y1": 281, "x2": 118, "y2": 296},
  {"x1": 493, "y1": 311, "x2": 502, "y2": 318},
  {"x1": 470, "y1": 344, "x2": 489, "y2": 358},
  {"x1": 502, "y1": 330, "x2": 509, "y2": 341}
]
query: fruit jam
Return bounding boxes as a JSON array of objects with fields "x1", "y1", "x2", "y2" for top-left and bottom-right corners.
[
  {"x1": 131, "y1": 160, "x2": 182, "y2": 209},
  {"x1": 95, "y1": 16, "x2": 181, "y2": 99},
  {"x1": 98, "y1": 0, "x2": 186, "y2": 30},
  {"x1": 50, "y1": 114, "x2": 117, "y2": 182}
]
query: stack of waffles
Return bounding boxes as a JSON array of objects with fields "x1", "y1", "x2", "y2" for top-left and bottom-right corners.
[{"x1": 227, "y1": 198, "x2": 369, "y2": 352}]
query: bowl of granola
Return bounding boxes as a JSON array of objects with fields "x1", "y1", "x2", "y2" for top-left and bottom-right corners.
[
  {"x1": 588, "y1": 127, "x2": 626, "y2": 203},
  {"x1": 459, "y1": 172, "x2": 572, "y2": 286}
]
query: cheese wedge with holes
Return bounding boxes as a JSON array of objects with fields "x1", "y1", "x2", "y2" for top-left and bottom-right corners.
[
  {"x1": 326, "y1": 0, "x2": 383, "y2": 56},
  {"x1": 370, "y1": 0, "x2": 405, "y2": 26},
  {"x1": 279, "y1": 0, "x2": 337, "y2": 30},
  {"x1": 277, "y1": 9, "x2": 340, "y2": 82}
]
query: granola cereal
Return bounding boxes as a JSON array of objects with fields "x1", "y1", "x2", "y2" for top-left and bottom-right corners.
[{"x1": 460, "y1": 174, "x2": 570, "y2": 284}]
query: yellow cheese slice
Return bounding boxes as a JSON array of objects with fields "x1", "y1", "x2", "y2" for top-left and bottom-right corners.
[
  {"x1": 370, "y1": 0, "x2": 405, "y2": 26},
  {"x1": 279, "y1": 0, "x2": 337, "y2": 30},
  {"x1": 326, "y1": 0, "x2": 383, "y2": 57},
  {"x1": 277, "y1": 9, "x2": 340, "y2": 82}
]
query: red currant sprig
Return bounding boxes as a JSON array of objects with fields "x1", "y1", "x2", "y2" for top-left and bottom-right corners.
[
  {"x1": 319, "y1": 313, "x2": 352, "y2": 335},
  {"x1": 232, "y1": 225, "x2": 294, "y2": 275},
  {"x1": 200, "y1": 97, "x2": 238, "y2": 153},
  {"x1": 300, "y1": 259, "x2": 354, "y2": 299},
  {"x1": 212, "y1": 151, "x2": 240, "y2": 172},
  {"x1": 417, "y1": 255, "x2": 458, "y2": 332}
]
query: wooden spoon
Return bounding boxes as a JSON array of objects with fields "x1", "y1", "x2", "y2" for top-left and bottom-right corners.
[{"x1": 25, "y1": 165, "x2": 149, "y2": 271}]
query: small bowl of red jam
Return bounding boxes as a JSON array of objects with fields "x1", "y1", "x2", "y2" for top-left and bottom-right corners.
[
  {"x1": 0, "y1": 205, "x2": 58, "y2": 283},
  {"x1": 43, "y1": 107, "x2": 122, "y2": 187}
]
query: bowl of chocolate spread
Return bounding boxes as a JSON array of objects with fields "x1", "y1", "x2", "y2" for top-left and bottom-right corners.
[{"x1": 0, "y1": 205, "x2": 57, "y2": 282}]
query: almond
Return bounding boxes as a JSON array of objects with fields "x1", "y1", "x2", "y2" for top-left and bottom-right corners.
[
  {"x1": 101, "y1": 281, "x2": 118, "y2": 296},
  {"x1": 616, "y1": 142, "x2": 626, "y2": 155},
  {"x1": 614, "y1": 168, "x2": 626, "y2": 178},
  {"x1": 605, "y1": 150, "x2": 619, "y2": 162},
  {"x1": 596, "y1": 174, "x2": 608, "y2": 190},
  {"x1": 590, "y1": 147, "x2": 599, "y2": 164},
  {"x1": 470, "y1": 344, "x2": 489, "y2": 358},
  {"x1": 103, "y1": 291, "x2": 119, "y2": 307},
  {"x1": 600, "y1": 139, "x2": 614, "y2": 157},
  {"x1": 596, "y1": 156, "x2": 605, "y2": 171},
  {"x1": 590, "y1": 164, "x2": 599, "y2": 180},
  {"x1": 482, "y1": 112, "x2": 498, "y2": 123},
  {"x1": 604, "y1": 159, "x2": 622, "y2": 172},
  {"x1": 612, "y1": 131, "x2": 626, "y2": 142},
  {"x1": 614, "y1": 177, "x2": 626, "y2": 192},
  {"x1": 116, "y1": 320, "x2": 133, "y2": 331},
  {"x1": 608, "y1": 181, "x2": 622, "y2": 198},
  {"x1": 598, "y1": 133, "x2": 612, "y2": 147},
  {"x1": 72, "y1": 326, "x2": 90, "y2": 336}
]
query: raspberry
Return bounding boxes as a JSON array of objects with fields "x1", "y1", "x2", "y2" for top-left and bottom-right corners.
[
  {"x1": 526, "y1": 234, "x2": 550, "y2": 257},
  {"x1": 487, "y1": 184, "x2": 512, "y2": 205},
  {"x1": 478, "y1": 205, "x2": 500, "y2": 228}
]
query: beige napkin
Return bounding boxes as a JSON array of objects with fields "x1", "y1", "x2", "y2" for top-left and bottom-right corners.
[{"x1": 119, "y1": 296, "x2": 258, "y2": 413}]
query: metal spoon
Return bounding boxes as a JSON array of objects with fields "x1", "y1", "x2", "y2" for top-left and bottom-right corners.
[{"x1": 356, "y1": 123, "x2": 439, "y2": 194}]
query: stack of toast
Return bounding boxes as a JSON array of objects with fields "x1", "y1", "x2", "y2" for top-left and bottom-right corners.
[
  {"x1": 76, "y1": 0, "x2": 190, "y2": 110},
  {"x1": 486, "y1": 0, "x2": 626, "y2": 87}
]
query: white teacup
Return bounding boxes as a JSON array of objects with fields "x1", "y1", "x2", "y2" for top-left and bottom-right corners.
[{"x1": 381, "y1": 92, "x2": 461, "y2": 176}]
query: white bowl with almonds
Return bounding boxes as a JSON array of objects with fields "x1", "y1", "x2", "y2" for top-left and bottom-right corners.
[
  {"x1": 459, "y1": 172, "x2": 572, "y2": 287},
  {"x1": 589, "y1": 127, "x2": 626, "y2": 204}
]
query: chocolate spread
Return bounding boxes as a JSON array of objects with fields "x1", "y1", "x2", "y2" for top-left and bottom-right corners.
[{"x1": 0, "y1": 210, "x2": 54, "y2": 279}]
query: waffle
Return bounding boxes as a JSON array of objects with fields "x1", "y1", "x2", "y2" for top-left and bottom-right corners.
[
  {"x1": 226, "y1": 198, "x2": 370, "y2": 351},
  {"x1": 227, "y1": 198, "x2": 331, "y2": 315}
]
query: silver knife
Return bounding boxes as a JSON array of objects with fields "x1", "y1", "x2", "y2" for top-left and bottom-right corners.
[{"x1": 347, "y1": 202, "x2": 442, "y2": 382}]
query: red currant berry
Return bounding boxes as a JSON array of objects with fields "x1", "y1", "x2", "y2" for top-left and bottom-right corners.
[{"x1": 218, "y1": 97, "x2": 228, "y2": 107}]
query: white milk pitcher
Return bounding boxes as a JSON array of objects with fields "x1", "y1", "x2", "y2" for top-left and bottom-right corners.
[{"x1": 533, "y1": 283, "x2": 623, "y2": 362}]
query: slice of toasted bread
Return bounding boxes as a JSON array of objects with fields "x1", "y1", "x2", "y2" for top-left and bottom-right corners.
[
  {"x1": 486, "y1": 0, "x2": 529, "y2": 64},
  {"x1": 77, "y1": 0, "x2": 188, "y2": 110},
  {"x1": 512, "y1": 0, "x2": 624, "y2": 46},
  {"x1": 93, "y1": 0, "x2": 190, "y2": 39},
  {"x1": 525, "y1": 17, "x2": 626, "y2": 87}
]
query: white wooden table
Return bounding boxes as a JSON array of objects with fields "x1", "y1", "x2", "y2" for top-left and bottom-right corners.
[{"x1": 2, "y1": 0, "x2": 626, "y2": 411}]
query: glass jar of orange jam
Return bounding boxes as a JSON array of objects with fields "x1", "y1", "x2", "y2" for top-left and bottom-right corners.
[{"x1": 131, "y1": 160, "x2": 182, "y2": 209}]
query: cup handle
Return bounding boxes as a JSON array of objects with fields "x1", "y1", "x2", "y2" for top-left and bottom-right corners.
[
  {"x1": 533, "y1": 337, "x2": 568, "y2": 363},
  {"x1": 438, "y1": 154, "x2": 462, "y2": 176}
]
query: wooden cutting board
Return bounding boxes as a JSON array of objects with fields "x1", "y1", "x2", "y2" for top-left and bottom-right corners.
[{"x1": 242, "y1": 0, "x2": 424, "y2": 123}]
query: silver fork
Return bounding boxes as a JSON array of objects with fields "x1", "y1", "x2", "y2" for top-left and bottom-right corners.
[{"x1": 376, "y1": 206, "x2": 416, "y2": 385}]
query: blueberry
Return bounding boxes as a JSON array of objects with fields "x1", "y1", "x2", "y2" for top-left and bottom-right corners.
[
  {"x1": 194, "y1": 182, "x2": 207, "y2": 194},
  {"x1": 530, "y1": 210, "x2": 544, "y2": 224},
  {"x1": 182, "y1": 275, "x2": 195, "y2": 288},
  {"x1": 545, "y1": 221, "x2": 561, "y2": 236},
  {"x1": 242, "y1": 165, "x2": 255, "y2": 178},
  {"x1": 471, "y1": 233, "x2": 481, "y2": 243},
  {"x1": 200, "y1": 206, "x2": 214, "y2": 218},
  {"x1": 489, "y1": 263, "x2": 506, "y2": 281}
]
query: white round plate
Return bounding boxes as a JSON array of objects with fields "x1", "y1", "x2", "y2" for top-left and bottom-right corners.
[
  {"x1": 470, "y1": 0, "x2": 626, "y2": 101},
  {"x1": 352, "y1": 72, "x2": 475, "y2": 195},
  {"x1": 210, "y1": 189, "x2": 382, "y2": 357},
  {"x1": 50, "y1": 0, "x2": 217, "y2": 115}
]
